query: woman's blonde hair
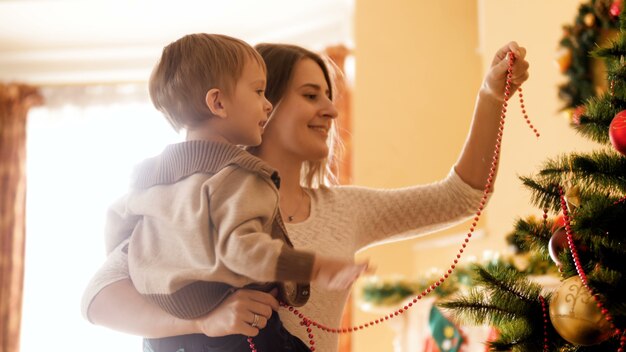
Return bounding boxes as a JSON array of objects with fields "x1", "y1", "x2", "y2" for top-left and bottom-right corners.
[{"x1": 254, "y1": 43, "x2": 344, "y2": 188}]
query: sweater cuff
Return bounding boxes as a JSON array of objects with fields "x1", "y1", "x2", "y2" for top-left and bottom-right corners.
[
  {"x1": 449, "y1": 167, "x2": 489, "y2": 199},
  {"x1": 275, "y1": 246, "x2": 315, "y2": 283}
]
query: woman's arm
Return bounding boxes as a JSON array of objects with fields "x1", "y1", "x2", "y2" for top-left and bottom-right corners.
[
  {"x1": 89, "y1": 279, "x2": 193, "y2": 338},
  {"x1": 88, "y1": 279, "x2": 278, "y2": 338},
  {"x1": 455, "y1": 41, "x2": 529, "y2": 189},
  {"x1": 345, "y1": 170, "x2": 485, "y2": 250},
  {"x1": 82, "y1": 241, "x2": 278, "y2": 338},
  {"x1": 339, "y1": 43, "x2": 529, "y2": 250}
]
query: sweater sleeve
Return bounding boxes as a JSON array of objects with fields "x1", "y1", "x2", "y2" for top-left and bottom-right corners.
[
  {"x1": 104, "y1": 194, "x2": 141, "y2": 255},
  {"x1": 210, "y1": 167, "x2": 315, "y2": 283},
  {"x1": 80, "y1": 239, "x2": 130, "y2": 323},
  {"x1": 348, "y1": 167, "x2": 486, "y2": 250},
  {"x1": 81, "y1": 193, "x2": 136, "y2": 322}
]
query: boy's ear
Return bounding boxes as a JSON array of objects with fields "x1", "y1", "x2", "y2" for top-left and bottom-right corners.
[{"x1": 205, "y1": 88, "x2": 228, "y2": 119}]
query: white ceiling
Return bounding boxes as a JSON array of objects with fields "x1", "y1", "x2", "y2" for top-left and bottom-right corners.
[{"x1": 0, "y1": 0, "x2": 353, "y2": 85}]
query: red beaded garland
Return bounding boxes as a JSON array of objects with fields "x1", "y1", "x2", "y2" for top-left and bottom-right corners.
[
  {"x1": 247, "y1": 337, "x2": 257, "y2": 352},
  {"x1": 539, "y1": 295, "x2": 549, "y2": 352},
  {"x1": 254, "y1": 51, "x2": 540, "y2": 352},
  {"x1": 558, "y1": 186, "x2": 623, "y2": 349}
]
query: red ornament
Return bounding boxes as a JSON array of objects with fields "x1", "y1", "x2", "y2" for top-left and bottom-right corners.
[
  {"x1": 571, "y1": 105, "x2": 585, "y2": 125},
  {"x1": 610, "y1": 0, "x2": 623, "y2": 17},
  {"x1": 609, "y1": 110, "x2": 626, "y2": 156},
  {"x1": 549, "y1": 226, "x2": 568, "y2": 266},
  {"x1": 551, "y1": 214, "x2": 566, "y2": 233},
  {"x1": 548, "y1": 213, "x2": 570, "y2": 266}
]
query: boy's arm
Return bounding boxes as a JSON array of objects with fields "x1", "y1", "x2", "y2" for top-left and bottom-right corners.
[
  {"x1": 82, "y1": 239, "x2": 192, "y2": 337},
  {"x1": 103, "y1": 194, "x2": 140, "y2": 255},
  {"x1": 210, "y1": 168, "x2": 315, "y2": 283}
]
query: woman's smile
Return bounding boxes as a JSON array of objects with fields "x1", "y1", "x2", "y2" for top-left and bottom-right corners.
[{"x1": 308, "y1": 124, "x2": 329, "y2": 138}]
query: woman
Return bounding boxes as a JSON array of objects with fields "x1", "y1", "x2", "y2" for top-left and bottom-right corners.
[{"x1": 82, "y1": 41, "x2": 529, "y2": 351}]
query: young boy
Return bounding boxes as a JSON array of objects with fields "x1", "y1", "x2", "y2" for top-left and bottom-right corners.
[{"x1": 103, "y1": 33, "x2": 366, "y2": 352}]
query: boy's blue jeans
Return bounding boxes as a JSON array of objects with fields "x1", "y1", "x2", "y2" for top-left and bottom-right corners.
[{"x1": 143, "y1": 311, "x2": 310, "y2": 352}]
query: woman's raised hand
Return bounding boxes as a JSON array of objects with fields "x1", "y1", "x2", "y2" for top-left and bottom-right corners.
[{"x1": 482, "y1": 41, "x2": 530, "y2": 101}]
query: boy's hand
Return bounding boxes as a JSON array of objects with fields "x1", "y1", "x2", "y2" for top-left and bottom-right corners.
[{"x1": 312, "y1": 256, "x2": 370, "y2": 290}]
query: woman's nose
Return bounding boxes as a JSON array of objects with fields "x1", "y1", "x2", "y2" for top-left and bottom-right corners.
[{"x1": 323, "y1": 98, "x2": 338, "y2": 119}]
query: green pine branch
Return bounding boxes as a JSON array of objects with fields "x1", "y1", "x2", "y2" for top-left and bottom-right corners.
[
  {"x1": 474, "y1": 265, "x2": 542, "y2": 305},
  {"x1": 593, "y1": 35, "x2": 626, "y2": 58},
  {"x1": 519, "y1": 177, "x2": 562, "y2": 212},
  {"x1": 538, "y1": 150, "x2": 626, "y2": 191},
  {"x1": 607, "y1": 63, "x2": 626, "y2": 84},
  {"x1": 439, "y1": 265, "x2": 544, "y2": 319},
  {"x1": 506, "y1": 216, "x2": 553, "y2": 257},
  {"x1": 576, "y1": 94, "x2": 623, "y2": 143},
  {"x1": 438, "y1": 265, "x2": 556, "y2": 351},
  {"x1": 439, "y1": 264, "x2": 625, "y2": 351},
  {"x1": 573, "y1": 193, "x2": 626, "y2": 249},
  {"x1": 487, "y1": 320, "x2": 547, "y2": 352},
  {"x1": 437, "y1": 288, "x2": 516, "y2": 327},
  {"x1": 518, "y1": 151, "x2": 626, "y2": 212},
  {"x1": 593, "y1": 24, "x2": 626, "y2": 58}
]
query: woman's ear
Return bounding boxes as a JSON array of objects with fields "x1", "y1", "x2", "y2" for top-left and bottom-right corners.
[{"x1": 205, "y1": 88, "x2": 228, "y2": 119}]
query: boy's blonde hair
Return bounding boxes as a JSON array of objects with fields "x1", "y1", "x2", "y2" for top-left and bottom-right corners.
[{"x1": 149, "y1": 33, "x2": 265, "y2": 132}]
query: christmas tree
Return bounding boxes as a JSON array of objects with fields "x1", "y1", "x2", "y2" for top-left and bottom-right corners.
[
  {"x1": 439, "y1": 8, "x2": 626, "y2": 352},
  {"x1": 556, "y1": 0, "x2": 620, "y2": 111}
]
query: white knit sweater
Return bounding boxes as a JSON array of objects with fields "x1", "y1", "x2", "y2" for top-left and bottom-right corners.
[{"x1": 81, "y1": 168, "x2": 485, "y2": 351}]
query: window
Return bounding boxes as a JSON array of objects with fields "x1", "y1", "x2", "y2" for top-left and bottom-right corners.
[{"x1": 21, "y1": 84, "x2": 182, "y2": 351}]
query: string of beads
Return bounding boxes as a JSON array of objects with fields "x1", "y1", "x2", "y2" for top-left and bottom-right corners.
[
  {"x1": 557, "y1": 186, "x2": 625, "y2": 351},
  {"x1": 247, "y1": 50, "x2": 539, "y2": 352}
]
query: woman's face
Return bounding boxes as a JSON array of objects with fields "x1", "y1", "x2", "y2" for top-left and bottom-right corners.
[{"x1": 259, "y1": 58, "x2": 338, "y2": 162}]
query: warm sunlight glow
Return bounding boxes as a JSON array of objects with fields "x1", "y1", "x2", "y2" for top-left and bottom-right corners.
[{"x1": 21, "y1": 99, "x2": 183, "y2": 351}]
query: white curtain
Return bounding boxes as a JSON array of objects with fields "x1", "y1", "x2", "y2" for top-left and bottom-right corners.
[{"x1": 21, "y1": 84, "x2": 182, "y2": 351}]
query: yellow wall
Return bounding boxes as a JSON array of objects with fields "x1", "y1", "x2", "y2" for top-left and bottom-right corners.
[{"x1": 351, "y1": 0, "x2": 590, "y2": 351}]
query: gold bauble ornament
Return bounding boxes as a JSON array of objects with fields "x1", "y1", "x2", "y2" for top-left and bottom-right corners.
[
  {"x1": 584, "y1": 13, "x2": 596, "y2": 27},
  {"x1": 549, "y1": 276, "x2": 613, "y2": 345}
]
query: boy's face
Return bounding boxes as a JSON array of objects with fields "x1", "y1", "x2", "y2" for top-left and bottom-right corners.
[{"x1": 222, "y1": 58, "x2": 272, "y2": 147}]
